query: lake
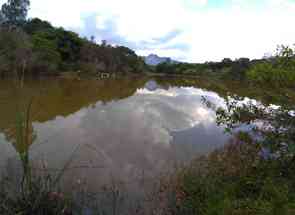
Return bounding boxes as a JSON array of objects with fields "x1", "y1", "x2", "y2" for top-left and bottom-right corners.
[{"x1": 0, "y1": 77, "x2": 232, "y2": 196}]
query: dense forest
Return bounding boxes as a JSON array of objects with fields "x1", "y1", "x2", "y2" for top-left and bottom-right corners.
[{"x1": 0, "y1": 0, "x2": 146, "y2": 77}]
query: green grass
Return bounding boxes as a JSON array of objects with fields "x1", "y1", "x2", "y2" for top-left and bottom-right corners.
[{"x1": 174, "y1": 141, "x2": 295, "y2": 215}]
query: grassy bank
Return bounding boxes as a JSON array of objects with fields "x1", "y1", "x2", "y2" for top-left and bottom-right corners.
[{"x1": 175, "y1": 139, "x2": 295, "y2": 215}]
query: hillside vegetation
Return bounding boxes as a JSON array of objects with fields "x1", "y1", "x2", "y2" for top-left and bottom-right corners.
[{"x1": 0, "y1": 0, "x2": 146, "y2": 77}]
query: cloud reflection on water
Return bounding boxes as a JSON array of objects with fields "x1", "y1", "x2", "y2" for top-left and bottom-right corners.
[
  {"x1": 26, "y1": 84, "x2": 229, "y2": 184},
  {"x1": 0, "y1": 80, "x2": 230, "y2": 188}
]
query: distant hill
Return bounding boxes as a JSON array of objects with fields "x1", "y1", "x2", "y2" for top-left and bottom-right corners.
[{"x1": 144, "y1": 54, "x2": 178, "y2": 66}]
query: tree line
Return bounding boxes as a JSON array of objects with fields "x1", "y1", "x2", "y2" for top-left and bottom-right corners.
[
  {"x1": 155, "y1": 46, "x2": 295, "y2": 87},
  {"x1": 0, "y1": 0, "x2": 146, "y2": 77}
]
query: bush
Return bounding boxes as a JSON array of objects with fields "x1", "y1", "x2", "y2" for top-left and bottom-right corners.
[
  {"x1": 247, "y1": 62, "x2": 295, "y2": 87},
  {"x1": 176, "y1": 141, "x2": 295, "y2": 215},
  {"x1": 31, "y1": 32, "x2": 62, "y2": 74},
  {"x1": 247, "y1": 46, "x2": 295, "y2": 87},
  {"x1": 0, "y1": 175, "x2": 72, "y2": 215},
  {"x1": 0, "y1": 27, "x2": 33, "y2": 76}
]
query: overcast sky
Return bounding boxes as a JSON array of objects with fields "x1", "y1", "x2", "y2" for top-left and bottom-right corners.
[{"x1": 1, "y1": 0, "x2": 295, "y2": 62}]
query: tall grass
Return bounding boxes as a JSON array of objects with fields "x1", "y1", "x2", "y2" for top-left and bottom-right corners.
[
  {"x1": 174, "y1": 136, "x2": 295, "y2": 215},
  {"x1": 0, "y1": 75, "x2": 76, "y2": 214}
]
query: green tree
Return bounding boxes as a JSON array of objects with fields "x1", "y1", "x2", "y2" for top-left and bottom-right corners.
[
  {"x1": 0, "y1": 28, "x2": 32, "y2": 77},
  {"x1": 0, "y1": 0, "x2": 30, "y2": 26},
  {"x1": 24, "y1": 18, "x2": 53, "y2": 34},
  {"x1": 30, "y1": 32, "x2": 61, "y2": 74},
  {"x1": 275, "y1": 45, "x2": 295, "y2": 70},
  {"x1": 54, "y1": 28, "x2": 83, "y2": 70},
  {"x1": 247, "y1": 45, "x2": 295, "y2": 86},
  {"x1": 156, "y1": 62, "x2": 176, "y2": 74}
]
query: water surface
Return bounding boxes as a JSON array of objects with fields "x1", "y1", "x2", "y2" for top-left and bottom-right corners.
[{"x1": 0, "y1": 77, "x2": 230, "y2": 188}]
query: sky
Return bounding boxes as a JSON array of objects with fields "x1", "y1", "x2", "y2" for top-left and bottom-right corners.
[{"x1": 1, "y1": 0, "x2": 295, "y2": 62}]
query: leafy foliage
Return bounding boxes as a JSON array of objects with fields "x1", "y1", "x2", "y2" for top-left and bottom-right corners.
[
  {"x1": 155, "y1": 58, "x2": 251, "y2": 80},
  {"x1": 30, "y1": 32, "x2": 62, "y2": 74},
  {"x1": 0, "y1": 0, "x2": 30, "y2": 26},
  {"x1": 0, "y1": 0, "x2": 147, "y2": 76},
  {"x1": 176, "y1": 141, "x2": 295, "y2": 215},
  {"x1": 0, "y1": 27, "x2": 32, "y2": 76},
  {"x1": 247, "y1": 45, "x2": 295, "y2": 87},
  {"x1": 154, "y1": 45, "x2": 295, "y2": 89},
  {"x1": 174, "y1": 86, "x2": 295, "y2": 214},
  {"x1": 215, "y1": 96, "x2": 295, "y2": 157}
]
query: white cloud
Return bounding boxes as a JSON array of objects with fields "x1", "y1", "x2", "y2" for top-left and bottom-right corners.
[
  {"x1": 1, "y1": 0, "x2": 295, "y2": 62},
  {"x1": 193, "y1": 1, "x2": 295, "y2": 62}
]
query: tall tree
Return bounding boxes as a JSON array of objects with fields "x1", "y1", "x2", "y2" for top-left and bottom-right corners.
[
  {"x1": 0, "y1": 28, "x2": 32, "y2": 76},
  {"x1": 1, "y1": 0, "x2": 30, "y2": 26}
]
